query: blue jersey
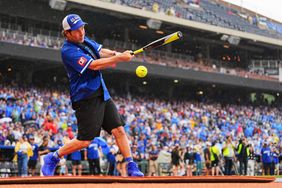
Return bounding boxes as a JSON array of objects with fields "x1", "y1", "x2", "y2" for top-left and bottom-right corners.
[
  {"x1": 61, "y1": 36, "x2": 110, "y2": 102},
  {"x1": 87, "y1": 141, "x2": 99, "y2": 160},
  {"x1": 195, "y1": 152, "x2": 201, "y2": 162},
  {"x1": 272, "y1": 151, "x2": 279, "y2": 164},
  {"x1": 71, "y1": 150, "x2": 82, "y2": 161},
  {"x1": 261, "y1": 147, "x2": 271, "y2": 163},
  {"x1": 5, "y1": 105, "x2": 13, "y2": 117}
]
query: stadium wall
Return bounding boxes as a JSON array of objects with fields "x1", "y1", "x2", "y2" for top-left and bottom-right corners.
[{"x1": 1, "y1": 42, "x2": 282, "y2": 92}]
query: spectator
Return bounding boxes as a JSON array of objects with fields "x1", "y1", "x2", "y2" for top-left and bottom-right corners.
[
  {"x1": 171, "y1": 144, "x2": 181, "y2": 176},
  {"x1": 184, "y1": 146, "x2": 194, "y2": 176},
  {"x1": 132, "y1": 145, "x2": 142, "y2": 164},
  {"x1": 204, "y1": 142, "x2": 212, "y2": 176},
  {"x1": 59, "y1": 157, "x2": 67, "y2": 176},
  {"x1": 85, "y1": 140, "x2": 101, "y2": 175},
  {"x1": 247, "y1": 145, "x2": 255, "y2": 176},
  {"x1": 210, "y1": 141, "x2": 220, "y2": 176},
  {"x1": 261, "y1": 142, "x2": 271, "y2": 175},
  {"x1": 71, "y1": 150, "x2": 82, "y2": 176},
  {"x1": 194, "y1": 146, "x2": 202, "y2": 176},
  {"x1": 28, "y1": 135, "x2": 39, "y2": 176},
  {"x1": 156, "y1": 146, "x2": 171, "y2": 176},
  {"x1": 116, "y1": 150, "x2": 126, "y2": 176},
  {"x1": 271, "y1": 144, "x2": 279, "y2": 175},
  {"x1": 38, "y1": 136, "x2": 50, "y2": 176},
  {"x1": 14, "y1": 135, "x2": 33, "y2": 177},
  {"x1": 237, "y1": 137, "x2": 249, "y2": 175},
  {"x1": 148, "y1": 145, "x2": 159, "y2": 176},
  {"x1": 222, "y1": 135, "x2": 235, "y2": 175},
  {"x1": 106, "y1": 148, "x2": 116, "y2": 176}
]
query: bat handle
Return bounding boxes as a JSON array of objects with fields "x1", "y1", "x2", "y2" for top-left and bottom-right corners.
[{"x1": 131, "y1": 48, "x2": 144, "y2": 55}]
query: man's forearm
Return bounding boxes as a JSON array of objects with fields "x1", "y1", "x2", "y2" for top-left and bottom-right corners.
[
  {"x1": 99, "y1": 48, "x2": 116, "y2": 58},
  {"x1": 88, "y1": 55, "x2": 121, "y2": 70},
  {"x1": 89, "y1": 51, "x2": 131, "y2": 70}
]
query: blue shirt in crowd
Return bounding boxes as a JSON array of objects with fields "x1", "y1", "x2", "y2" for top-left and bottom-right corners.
[
  {"x1": 87, "y1": 141, "x2": 99, "y2": 160},
  {"x1": 71, "y1": 150, "x2": 82, "y2": 161},
  {"x1": 261, "y1": 147, "x2": 271, "y2": 163},
  {"x1": 195, "y1": 152, "x2": 201, "y2": 162},
  {"x1": 272, "y1": 151, "x2": 279, "y2": 164},
  {"x1": 5, "y1": 105, "x2": 13, "y2": 117}
]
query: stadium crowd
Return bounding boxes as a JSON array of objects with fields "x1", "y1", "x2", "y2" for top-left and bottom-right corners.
[
  {"x1": 0, "y1": 84, "x2": 281, "y2": 177},
  {"x1": 0, "y1": 29, "x2": 62, "y2": 49}
]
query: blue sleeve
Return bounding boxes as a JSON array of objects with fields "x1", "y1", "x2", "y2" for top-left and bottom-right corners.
[
  {"x1": 91, "y1": 40, "x2": 102, "y2": 53},
  {"x1": 85, "y1": 37, "x2": 102, "y2": 54},
  {"x1": 62, "y1": 47, "x2": 94, "y2": 74}
]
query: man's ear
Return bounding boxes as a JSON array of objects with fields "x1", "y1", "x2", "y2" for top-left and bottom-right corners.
[{"x1": 64, "y1": 30, "x2": 72, "y2": 37}]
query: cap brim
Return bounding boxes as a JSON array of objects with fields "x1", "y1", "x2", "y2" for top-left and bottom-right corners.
[{"x1": 70, "y1": 21, "x2": 87, "y2": 31}]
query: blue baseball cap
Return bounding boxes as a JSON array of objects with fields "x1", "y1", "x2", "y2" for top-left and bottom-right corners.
[{"x1": 62, "y1": 14, "x2": 87, "y2": 31}]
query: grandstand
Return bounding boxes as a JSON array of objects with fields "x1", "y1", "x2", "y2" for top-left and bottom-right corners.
[
  {"x1": 0, "y1": 0, "x2": 281, "y2": 180},
  {"x1": 102, "y1": 0, "x2": 282, "y2": 39}
]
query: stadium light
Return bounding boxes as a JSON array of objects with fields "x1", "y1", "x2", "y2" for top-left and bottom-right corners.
[
  {"x1": 49, "y1": 0, "x2": 66, "y2": 11},
  {"x1": 220, "y1": 34, "x2": 229, "y2": 41},
  {"x1": 198, "y1": 91, "x2": 203, "y2": 95},
  {"x1": 174, "y1": 79, "x2": 179, "y2": 83},
  {"x1": 146, "y1": 19, "x2": 162, "y2": 30},
  {"x1": 142, "y1": 81, "x2": 147, "y2": 85},
  {"x1": 156, "y1": 30, "x2": 164, "y2": 34},
  {"x1": 139, "y1": 25, "x2": 148, "y2": 30},
  {"x1": 221, "y1": 34, "x2": 240, "y2": 46},
  {"x1": 228, "y1": 36, "x2": 240, "y2": 45}
]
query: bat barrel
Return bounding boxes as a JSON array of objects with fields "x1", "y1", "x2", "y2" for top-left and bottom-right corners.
[
  {"x1": 133, "y1": 31, "x2": 183, "y2": 55},
  {"x1": 177, "y1": 31, "x2": 183, "y2": 38},
  {"x1": 163, "y1": 31, "x2": 183, "y2": 45}
]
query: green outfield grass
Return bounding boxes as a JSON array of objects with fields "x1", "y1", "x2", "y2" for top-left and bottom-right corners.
[{"x1": 276, "y1": 175, "x2": 282, "y2": 178}]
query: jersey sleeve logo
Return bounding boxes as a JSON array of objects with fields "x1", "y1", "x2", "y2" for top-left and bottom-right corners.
[{"x1": 77, "y1": 57, "x2": 87, "y2": 66}]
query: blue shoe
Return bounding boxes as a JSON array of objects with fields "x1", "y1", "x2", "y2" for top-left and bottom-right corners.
[
  {"x1": 41, "y1": 152, "x2": 60, "y2": 176},
  {"x1": 127, "y1": 161, "x2": 144, "y2": 177}
]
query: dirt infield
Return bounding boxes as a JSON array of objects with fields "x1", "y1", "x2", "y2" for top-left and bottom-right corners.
[
  {"x1": 0, "y1": 176, "x2": 275, "y2": 184},
  {"x1": 0, "y1": 176, "x2": 279, "y2": 188},
  {"x1": 0, "y1": 183, "x2": 281, "y2": 188}
]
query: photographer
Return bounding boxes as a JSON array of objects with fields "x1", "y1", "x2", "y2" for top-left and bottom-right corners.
[{"x1": 237, "y1": 137, "x2": 249, "y2": 175}]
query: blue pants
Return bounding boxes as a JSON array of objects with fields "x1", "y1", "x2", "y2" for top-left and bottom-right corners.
[{"x1": 18, "y1": 154, "x2": 28, "y2": 176}]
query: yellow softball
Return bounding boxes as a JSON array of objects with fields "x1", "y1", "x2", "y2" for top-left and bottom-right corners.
[{"x1": 136, "y1": 65, "x2": 148, "y2": 78}]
